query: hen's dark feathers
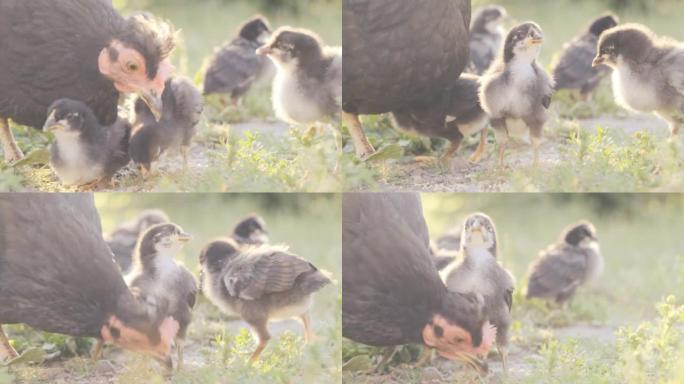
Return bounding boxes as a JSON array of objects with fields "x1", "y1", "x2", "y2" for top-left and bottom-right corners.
[
  {"x1": 343, "y1": 0, "x2": 471, "y2": 115},
  {"x1": 119, "y1": 12, "x2": 176, "y2": 80}
]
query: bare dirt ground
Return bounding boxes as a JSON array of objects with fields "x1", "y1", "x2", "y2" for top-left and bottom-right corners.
[{"x1": 374, "y1": 113, "x2": 670, "y2": 192}]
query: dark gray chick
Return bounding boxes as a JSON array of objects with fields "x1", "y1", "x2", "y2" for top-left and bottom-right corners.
[
  {"x1": 480, "y1": 22, "x2": 555, "y2": 166},
  {"x1": 130, "y1": 76, "x2": 203, "y2": 177},
  {"x1": 391, "y1": 73, "x2": 490, "y2": 163},
  {"x1": 256, "y1": 27, "x2": 341, "y2": 125},
  {"x1": 526, "y1": 221, "x2": 603, "y2": 307},
  {"x1": 231, "y1": 214, "x2": 269, "y2": 246},
  {"x1": 553, "y1": 14, "x2": 619, "y2": 100},
  {"x1": 105, "y1": 209, "x2": 170, "y2": 273},
  {"x1": 203, "y1": 16, "x2": 274, "y2": 104},
  {"x1": 199, "y1": 240, "x2": 331, "y2": 362},
  {"x1": 593, "y1": 24, "x2": 684, "y2": 137},
  {"x1": 442, "y1": 213, "x2": 515, "y2": 373},
  {"x1": 468, "y1": 5, "x2": 508, "y2": 75},
  {"x1": 125, "y1": 223, "x2": 197, "y2": 370},
  {"x1": 43, "y1": 99, "x2": 130, "y2": 188}
]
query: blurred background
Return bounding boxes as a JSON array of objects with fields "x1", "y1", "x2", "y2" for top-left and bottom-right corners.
[
  {"x1": 473, "y1": 0, "x2": 684, "y2": 65},
  {"x1": 423, "y1": 193, "x2": 684, "y2": 322}
]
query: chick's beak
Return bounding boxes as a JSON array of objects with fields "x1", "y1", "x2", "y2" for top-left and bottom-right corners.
[
  {"x1": 177, "y1": 232, "x2": 193, "y2": 243},
  {"x1": 529, "y1": 38, "x2": 544, "y2": 46},
  {"x1": 43, "y1": 111, "x2": 66, "y2": 132},
  {"x1": 592, "y1": 56, "x2": 606, "y2": 67}
]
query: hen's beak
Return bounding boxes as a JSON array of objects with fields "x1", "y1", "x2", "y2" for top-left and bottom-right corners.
[
  {"x1": 256, "y1": 46, "x2": 273, "y2": 56},
  {"x1": 592, "y1": 56, "x2": 606, "y2": 67},
  {"x1": 441, "y1": 350, "x2": 489, "y2": 374},
  {"x1": 139, "y1": 89, "x2": 163, "y2": 121}
]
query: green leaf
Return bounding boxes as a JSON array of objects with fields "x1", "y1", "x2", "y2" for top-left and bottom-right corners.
[{"x1": 9, "y1": 149, "x2": 50, "y2": 168}]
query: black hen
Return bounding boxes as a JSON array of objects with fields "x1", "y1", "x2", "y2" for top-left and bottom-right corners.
[
  {"x1": 0, "y1": 0, "x2": 176, "y2": 162},
  {"x1": 342, "y1": 0, "x2": 472, "y2": 157},
  {"x1": 342, "y1": 193, "x2": 494, "y2": 369}
]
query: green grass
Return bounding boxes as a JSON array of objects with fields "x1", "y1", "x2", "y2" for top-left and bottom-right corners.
[
  {"x1": 343, "y1": 194, "x2": 684, "y2": 383},
  {"x1": 0, "y1": 0, "x2": 343, "y2": 193},
  {"x1": 2, "y1": 194, "x2": 341, "y2": 384}
]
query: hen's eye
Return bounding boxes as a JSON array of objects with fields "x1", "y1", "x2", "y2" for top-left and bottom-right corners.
[
  {"x1": 453, "y1": 337, "x2": 464, "y2": 344},
  {"x1": 126, "y1": 62, "x2": 139, "y2": 72}
]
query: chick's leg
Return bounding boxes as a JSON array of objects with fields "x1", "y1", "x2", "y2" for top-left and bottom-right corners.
[
  {"x1": 0, "y1": 325, "x2": 18, "y2": 361},
  {"x1": 0, "y1": 118, "x2": 23, "y2": 163},
  {"x1": 469, "y1": 129, "x2": 488, "y2": 164},
  {"x1": 91, "y1": 339, "x2": 104, "y2": 361},
  {"x1": 371, "y1": 346, "x2": 397, "y2": 372},
  {"x1": 415, "y1": 346, "x2": 434, "y2": 367},
  {"x1": 342, "y1": 112, "x2": 375, "y2": 158},
  {"x1": 527, "y1": 119, "x2": 544, "y2": 167},
  {"x1": 491, "y1": 118, "x2": 509, "y2": 167},
  {"x1": 249, "y1": 320, "x2": 270, "y2": 363},
  {"x1": 300, "y1": 313, "x2": 315, "y2": 343},
  {"x1": 176, "y1": 338, "x2": 185, "y2": 371}
]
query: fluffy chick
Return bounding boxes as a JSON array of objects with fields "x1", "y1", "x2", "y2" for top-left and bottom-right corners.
[
  {"x1": 441, "y1": 213, "x2": 515, "y2": 373},
  {"x1": 105, "y1": 209, "x2": 170, "y2": 273},
  {"x1": 391, "y1": 74, "x2": 490, "y2": 163},
  {"x1": 43, "y1": 99, "x2": 130, "y2": 188},
  {"x1": 593, "y1": 24, "x2": 684, "y2": 137},
  {"x1": 526, "y1": 221, "x2": 603, "y2": 307},
  {"x1": 257, "y1": 27, "x2": 341, "y2": 126},
  {"x1": 231, "y1": 215, "x2": 269, "y2": 246},
  {"x1": 469, "y1": 5, "x2": 508, "y2": 75},
  {"x1": 199, "y1": 240, "x2": 331, "y2": 362},
  {"x1": 130, "y1": 76, "x2": 203, "y2": 176},
  {"x1": 480, "y1": 22, "x2": 555, "y2": 167},
  {"x1": 126, "y1": 223, "x2": 197, "y2": 369},
  {"x1": 203, "y1": 16, "x2": 274, "y2": 104},
  {"x1": 553, "y1": 14, "x2": 619, "y2": 100}
]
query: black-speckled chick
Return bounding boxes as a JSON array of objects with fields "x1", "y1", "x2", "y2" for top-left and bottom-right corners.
[
  {"x1": 391, "y1": 73, "x2": 490, "y2": 163},
  {"x1": 593, "y1": 24, "x2": 684, "y2": 137},
  {"x1": 526, "y1": 221, "x2": 603, "y2": 307},
  {"x1": 199, "y1": 240, "x2": 331, "y2": 362},
  {"x1": 441, "y1": 213, "x2": 515, "y2": 372},
  {"x1": 203, "y1": 16, "x2": 274, "y2": 104},
  {"x1": 480, "y1": 22, "x2": 555, "y2": 166},
  {"x1": 130, "y1": 76, "x2": 203, "y2": 176},
  {"x1": 231, "y1": 215, "x2": 269, "y2": 246},
  {"x1": 105, "y1": 209, "x2": 170, "y2": 273},
  {"x1": 43, "y1": 99, "x2": 130, "y2": 188},
  {"x1": 126, "y1": 223, "x2": 197, "y2": 369},
  {"x1": 553, "y1": 14, "x2": 619, "y2": 100},
  {"x1": 468, "y1": 5, "x2": 508, "y2": 75},
  {"x1": 257, "y1": 27, "x2": 341, "y2": 125}
]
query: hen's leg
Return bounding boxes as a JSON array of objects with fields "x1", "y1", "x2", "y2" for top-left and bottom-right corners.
[
  {"x1": 0, "y1": 325, "x2": 18, "y2": 361},
  {"x1": 0, "y1": 118, "x2": 24, "y2": 163},
  {"x1": 342, "y1": 112, "x2": 375, "y2": 158}
]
